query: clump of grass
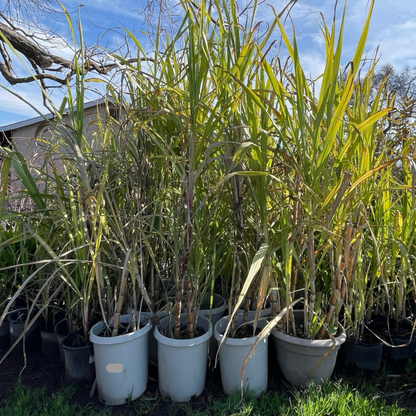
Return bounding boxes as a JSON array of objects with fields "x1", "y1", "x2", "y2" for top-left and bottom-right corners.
[
  {"x1": 281, "y1": 380, "x2": 411, "y2": 416},
  {"x1": 1, "y1": 381, "x2": 109, "y2": 416},
  {"x1": 203, "y1": 380, "x2": 411, "y2": 416}
]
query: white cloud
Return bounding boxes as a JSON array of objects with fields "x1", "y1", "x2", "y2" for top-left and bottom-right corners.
[{"x1": 0, "y1": 86, "x2": 44, "y2": 124}]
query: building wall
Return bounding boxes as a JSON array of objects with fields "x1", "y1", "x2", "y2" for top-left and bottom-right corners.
[{"x1": 1, "y1": 102, "x2": 116, "y2": 212}]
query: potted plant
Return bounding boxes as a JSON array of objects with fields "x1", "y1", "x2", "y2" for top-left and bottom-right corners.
[
  {"x1": 89, "y1": 255, "x2": 153, "y2": 405},
  {"x1": 256, "y1": 0, "x2": 396, "y2": 386},
  {"x1": 84, "y1": 97, "x2": 172, "y2": 404},
  {"x1": 119, "y1": 4, "x2": 236, "y2": 400},
  {"x1": 367, "y1": 200, "x2": 416, "y2": 364},
  {"x1": 208, "y1": 0, "x2": 279, "y2": 394},
  {"x1": 340, "y1": 217, "x2": 384, "y2": 371},
  {"x1": 336, "y1": 69, "x2": 396, "y2": 372},
  {"x1": 0, "y1": 223, "x2": 46, "y2": 356}
]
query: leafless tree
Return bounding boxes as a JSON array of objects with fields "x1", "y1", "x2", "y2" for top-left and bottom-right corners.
[
  {"x1": 0, "y1": 0, "x2": 298, "y2": 106},
  {"x1": 369, "y1": 64, "x2": 416, "y2": 166},
  {"x1": 0, "y1": 0, "x2": 138, "y2": 94}
]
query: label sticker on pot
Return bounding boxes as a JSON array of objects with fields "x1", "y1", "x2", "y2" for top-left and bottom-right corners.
[
  {"x1": 9, "y1": 327, "x2": 13, "y2": 334},
  {"x1": 106, "y1": 363, "x2": 124, "y2": 373}
]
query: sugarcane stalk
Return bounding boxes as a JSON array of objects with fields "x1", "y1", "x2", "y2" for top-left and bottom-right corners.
[
  {"x1": 290, "y1": 183, "x2": 301, "y2": 298},
  {"x1": 306, "y1": 227, "x2": 315, "y2": 338},
  {"x1": 343, "y1": 222, "x2": 354, "y2": 326},
  {"x1": 226, "y1": 150, "x2": 243, "y2": 335},
  {"x1": 112, "y1": 249, "x2": 131, "y2": 336},
  {"x1": 175, "y1": 166, "x2": 194, "y2": 339},
  {"x1": 318, "y1": 223, "x2": 354, "y2": 339},
  {"x1": 269, "y1": 285, "x2": 280, "y2": 318},
  {"x1": 242, "y1": 288, "x2": 253, "y2": 324},
  {"x1": 185, "y1": 278, "x2": 194, "y2": 338}
]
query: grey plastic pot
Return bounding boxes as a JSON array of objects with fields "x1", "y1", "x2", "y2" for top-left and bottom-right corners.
[
  {"x1": 384, "y1": 334, "x2": 416, "y2": 361},
  {"x1": 214, "y1": 315, "x2": 269, "y2": 396},
  {"x1": 272, "y1": 311, "x2": 346, "y2": 387},
  {"x1": 54, "y1": 319, "x2": 71, "y2": 364},
  {"x1": 154, "y1": 314, "x2": 212, "y2": 402}
]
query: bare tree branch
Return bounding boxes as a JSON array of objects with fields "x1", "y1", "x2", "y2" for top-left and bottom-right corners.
[{"x1": 0, "y1": 21, "x2": 54, "y2": 69}]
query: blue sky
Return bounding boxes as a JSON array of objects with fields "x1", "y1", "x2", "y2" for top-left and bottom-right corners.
[{"x1": 1, "y1": 0, "x2": 415, "y2": 127}]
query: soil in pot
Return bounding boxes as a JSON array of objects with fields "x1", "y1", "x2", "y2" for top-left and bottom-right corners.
[
  {"x1": 159, "y1": 324, "x2": 206, "y2": 339},
  {"x1": 97, "y1": 322, "x2": 137, "y2": 337},
  {"x1": 231, "y1": 323, "x2": 261, "y2": 338}
]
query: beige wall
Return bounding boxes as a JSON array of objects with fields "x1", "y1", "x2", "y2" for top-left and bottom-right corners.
[{"x1": 2, "y1": 102, "x2": 115, "y2": 212}]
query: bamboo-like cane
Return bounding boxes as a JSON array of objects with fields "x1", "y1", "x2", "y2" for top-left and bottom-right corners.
[
  {"x1": 175, "y1": 167, "x2": 194, "y2": 339},
  {"x1": 226, "y1": 151, "x2": 243, "y2": 336},
  {"x1": 306, "y1": 227, "x2": 316, "y2": 338},
  {"x1": 112, "y1": 249, "x2": 131, "y2": 336}
]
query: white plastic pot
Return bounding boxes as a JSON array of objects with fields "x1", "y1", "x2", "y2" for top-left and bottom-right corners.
[
  {"x1": 90, "y1": 314, "x2": 152, "y2": 405},
  {"x1": 154, "y1": 314, "x2": 212, "y2": 402},
  {"x1": 136, "y1": 310, "x2": 169, "y2": 363},
  {"x1": 214, "y1": 315, "x2": 269, "y2": 396},
  {"x1": 198, "y1": 294, "x2": 227, "y2": 362}
]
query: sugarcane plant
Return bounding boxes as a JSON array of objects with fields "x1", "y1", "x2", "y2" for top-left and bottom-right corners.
[{"x1": 255, "y1": 0, "x2": 402, "y2": 340}]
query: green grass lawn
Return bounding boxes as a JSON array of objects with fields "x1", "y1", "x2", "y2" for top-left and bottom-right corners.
[{"x1": 1, "y1": 376, "x2": 413, "y2": 416}]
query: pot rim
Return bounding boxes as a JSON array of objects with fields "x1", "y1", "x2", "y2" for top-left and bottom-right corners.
[
  {"x1": 198, "y1": 293, "x2": 227, "y2": 315},
  {"x1": 214, "y1": 315, "x2": 269, "y2": 346},
  {"x1": 90, "y1": 314, "x2": 152, "y2": 346},
  {"x1": 61, "y1": 332, "x2": 92, "y2": 351},
  {"x1": 154, "y1": 314, "x2": 212, "y2": 347},
  {"x1": 271, "y1": 327, "x2": 346, "y2": 347},
  {"x1": 345, "y1": 337, "x2": 384, "y2": 347}
]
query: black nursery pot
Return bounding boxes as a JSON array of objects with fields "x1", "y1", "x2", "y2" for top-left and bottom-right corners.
[
  {"x1": 54, "y1": 319, "x2": 70, "y2": 363},
  {"x1": 0, "y1": 319, "x2": 10, "y2": 349},
  {"x1": 8, "y1": 309, "x2": 42, "y2": 353},
  {"x1": 61, "y1": 329, "x2": 95, "y2": 385},
  {"x1": 384, "y1": 334, "x2": 416, "y2": 361},
  {"x1": 342, "y1": 337, "x2": 384, "y2": 371},
  {"x1": 369, "y1": 316, "x2": 416, "y2": 362},
  {"x1": 40, "y1": 329, "x2": 60, "y2": 359}
]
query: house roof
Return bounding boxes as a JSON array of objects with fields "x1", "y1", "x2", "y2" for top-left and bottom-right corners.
[{"x1": 0, "y1": 98, "x2": 109, "y2": 132}]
